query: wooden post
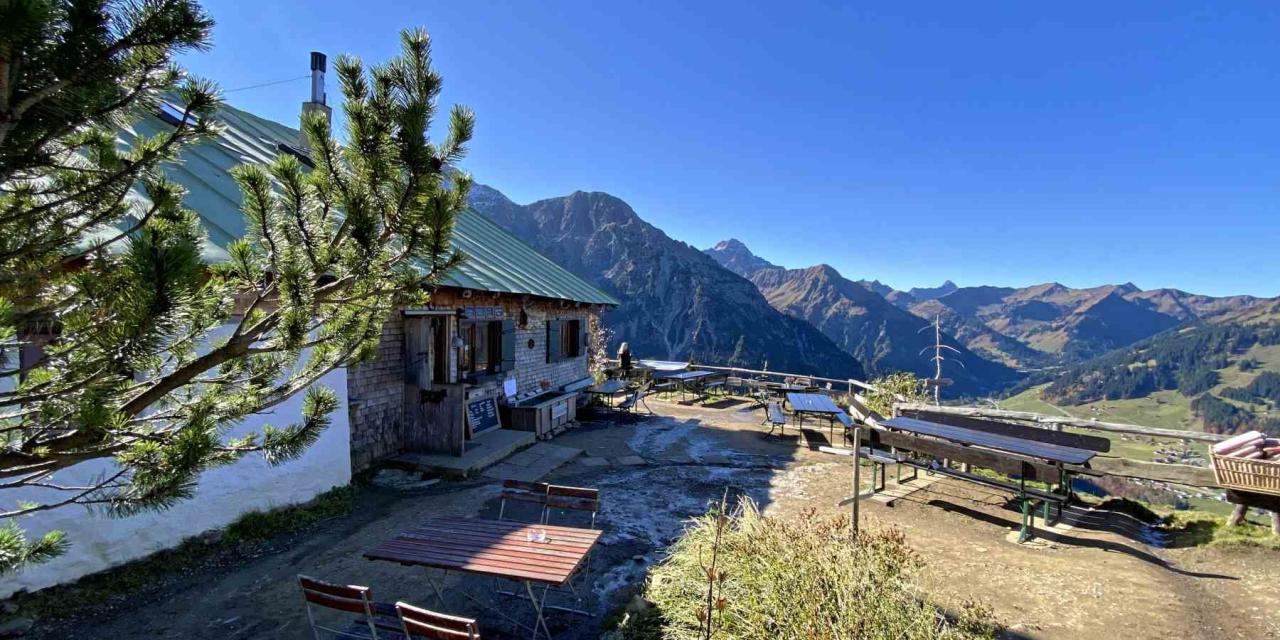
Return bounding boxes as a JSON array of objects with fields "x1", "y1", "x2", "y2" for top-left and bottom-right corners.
[
  {"x1": 1227, "y1": 504, "x2": 1247, "y2": 527},
  {"x1": 851, "y1": 425, "x2": 861, "y2": 539}
]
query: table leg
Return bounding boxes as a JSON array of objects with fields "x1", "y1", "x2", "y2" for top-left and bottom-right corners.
[
  {"x1": 525, "y1": 580, "x2": 553, "y2": 640},
  {"x1": 427, "y1": 568, "x2": 449, "y2": 607}
]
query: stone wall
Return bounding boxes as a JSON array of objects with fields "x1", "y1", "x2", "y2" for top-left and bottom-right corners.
[
  {"x1": 345, "y1": 290, "x2": 600, "y2": 472},
  {"x1": 511, "y1": 304, "x2": 592, "y2": 396}
]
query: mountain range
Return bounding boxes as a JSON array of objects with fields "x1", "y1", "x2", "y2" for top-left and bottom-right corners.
[
  {"x1": 467, "y1": 185, "x2": 865, "y2": 381},
  {"x1": 703, "y1": 240, "x2": 1017, "y2": 395},
  {"x1": 468, "y1": 182, "x2": 1273, "y2": 401}
]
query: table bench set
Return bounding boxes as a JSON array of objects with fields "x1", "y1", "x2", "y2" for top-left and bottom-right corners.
[
  {"x1": 762, "y1": 398, "x2": 1103, "y2": 542},
  {"x1": 298, "y1": 480, "x2": 604, "y2": 639}
]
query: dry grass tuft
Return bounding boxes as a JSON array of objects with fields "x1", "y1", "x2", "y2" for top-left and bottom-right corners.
[{"x1": 611, "y1": 498, "x2": 999, "y2": 640}]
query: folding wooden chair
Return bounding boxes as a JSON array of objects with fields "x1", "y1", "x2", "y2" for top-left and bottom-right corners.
[
  {"x1": 543, "y1": 485, "x2": 600, "y2": 529},
  {"x1": 616, "y1": 381, "x2": 654, "y2": 416},
  {"x1": 497, "y1": 479, "x2": 549, "y2": 522},
  {"x1": 298, "y1": 575, "x2": 401, "y2": 640},
  {"x1": 396, "y1": 601, "x2": 481, "y2": 640},
  {"x1": 541, "y1": 484, "x2": 601, "y2": 597}
]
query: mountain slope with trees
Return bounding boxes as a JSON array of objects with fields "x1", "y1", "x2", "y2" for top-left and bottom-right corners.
[
  {"x1": 468, "y1": 188, "x2": 865, "y2": 379},
  {"x1": 704, "y1": 241, "x2": 1017, "y2": 395},
  {"x1": 904, "y1": 282, "x2": 1264, "y2": 365}
]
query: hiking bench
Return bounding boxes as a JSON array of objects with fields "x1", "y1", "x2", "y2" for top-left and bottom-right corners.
[{"x1": 867, "y1": 410, "x2": 1104, "y2": 542}]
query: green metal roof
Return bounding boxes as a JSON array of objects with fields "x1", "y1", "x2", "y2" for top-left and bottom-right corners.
[{"x1": 120, "y1": 102, "x2": 618, "y2": 306}]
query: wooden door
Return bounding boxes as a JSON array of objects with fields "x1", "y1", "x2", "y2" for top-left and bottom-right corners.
[{"x1": 403, "y1": 316, "x2": 465, "y2": 455}]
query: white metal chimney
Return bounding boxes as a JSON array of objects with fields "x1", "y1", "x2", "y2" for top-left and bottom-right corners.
[{"x1": 299, "y1": 51, "x2": 331, "y2": 153}]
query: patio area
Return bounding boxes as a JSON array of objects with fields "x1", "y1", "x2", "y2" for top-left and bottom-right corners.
[{"x1": 26, "y1": 397, "x2": 1280, "y2": 640}]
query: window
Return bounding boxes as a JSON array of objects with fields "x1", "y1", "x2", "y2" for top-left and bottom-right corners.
[
  {"x1": 461, "y1": 320, "x2": 515, "y2": 377},
  {"x1": 546, "y1": 318, "x2": 583, "y2": 363}
]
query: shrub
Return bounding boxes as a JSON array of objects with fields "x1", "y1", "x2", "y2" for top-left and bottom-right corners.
[
  {"x1": 863, "y1": 372, "x2": 931, "y2": 417},
  {"x1": 612, "y1": 499, "x2": 998, "y2": 639}
]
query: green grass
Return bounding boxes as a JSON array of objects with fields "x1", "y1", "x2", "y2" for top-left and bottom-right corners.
[
  {"x1": 1165, "y1": 509, "x2": 1280, "y2": 550},
  {"x1": 4, "y1": 485, "x2": 353, "y2": 621},
  {"x1": 1000, "y1": 385, "x2": 1209, "y2": 463}
]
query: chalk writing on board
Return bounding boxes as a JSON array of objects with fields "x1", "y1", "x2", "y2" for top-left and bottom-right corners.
[{"x1": 466, "y1": 397, "x2": 501, "y2": 435}]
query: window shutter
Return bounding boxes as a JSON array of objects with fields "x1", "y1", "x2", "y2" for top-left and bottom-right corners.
[
  {"x1": 579, "y1": 320, "x2": 589, "y2": 358},
  {"x1": 500, "y1": 319, "x2": 516, "y2": 371},
  {"x1": 547, "y1": 320, "x2": 561, "y2": 363}
]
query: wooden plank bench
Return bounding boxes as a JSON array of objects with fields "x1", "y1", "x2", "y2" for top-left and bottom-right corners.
[{"x1": 864, "y1": 415, "x2": 1099, "y2": 541}]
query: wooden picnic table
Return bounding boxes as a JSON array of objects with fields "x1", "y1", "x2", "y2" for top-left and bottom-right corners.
[
  {"x1": 786, "y1": 392, "x2": 842, "y2": 425},
  {"x1": 877, "y1": 416, "x2": 1097, "y2": 542},
  {"x1": 365, "y1": 517, "x2": 601, "y2": 638},
  {"x1": 879, "y1": 416, "x2": 1096, "y2": 466},
  {"x1": 654, "y1": 369, "x2": 720, "y2": 402}
]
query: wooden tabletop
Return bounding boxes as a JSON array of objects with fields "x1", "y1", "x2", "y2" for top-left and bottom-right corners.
[
  {"x1": 364, "y1": 517, "x2": 602, "y2": 586},
  {"x1": 879, "y1": 416, "x2": 1097, "y2": 466},
  {"x1": 587, "y1": 379, "x2": 628, "y2": 395},
  {"x1": 654, "y1": 369, "x2": 717, "y2": 381},
  {"x1": 786, "y1": 392, "x2": 842, "y2": 414}
]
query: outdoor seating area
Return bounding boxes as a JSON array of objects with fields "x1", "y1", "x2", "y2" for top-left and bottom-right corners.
[
  {"x1": 23, "y1": 385, "x2": 1280, "y2": 639},
  {"x1": 299, "y1": 479, "x2": 604, "y2": 639}
]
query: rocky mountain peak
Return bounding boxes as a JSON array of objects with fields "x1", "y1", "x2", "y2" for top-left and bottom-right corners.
[
  {"x1": 907, "y1": 280, "x2": 959, "y2": 300},
  {"x1": 703, "y1": 238, "x2": 779, "y2": 278}
]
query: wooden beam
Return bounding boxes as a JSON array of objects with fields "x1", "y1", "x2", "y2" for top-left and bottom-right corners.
[
  {"x1": 899, "y1": 408, "x2": 1112, "y2": 453},
  {"x1": 867, "y1": 429, "x2": 1060, "y2": 482},
  {"x1": 894, "y1": 402, "x2": 1228, "y2": 443},
  {"x1": 1224, "y1": 489, "x2": 1280, "y2": 512},
  {"x1": 1072, "y1": 457, "x2": 1217, "y2": 487}
]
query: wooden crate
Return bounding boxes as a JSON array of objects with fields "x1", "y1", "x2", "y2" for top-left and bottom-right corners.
[
  {"x1": 506, "y1": 391, "x2": 578, "y2": 440},
  {"x1": 1211, "y1": 453, "x2": 1280, "y2": 497}
]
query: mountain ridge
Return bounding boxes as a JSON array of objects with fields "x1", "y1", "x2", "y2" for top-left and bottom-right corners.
[
  {"x1": 704, "y1": 242, "x2": 1019, "y2": 395},
  {"x1": 467, "y1": 185, "x2": 867, "y2": 380}
]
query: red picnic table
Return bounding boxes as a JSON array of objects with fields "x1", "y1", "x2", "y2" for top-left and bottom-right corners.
[{"x1": 364, "y1": 516, "x2": 601, "y2": 639}]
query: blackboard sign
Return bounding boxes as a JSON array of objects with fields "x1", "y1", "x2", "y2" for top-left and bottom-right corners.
[{"x1": 466, "y1": 397, "x2": 501, "y2": 436}]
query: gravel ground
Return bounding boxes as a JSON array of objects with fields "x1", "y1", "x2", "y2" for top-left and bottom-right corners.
[{"x1": 19, "y1": 399, "x2": 1280, "y2": 639}]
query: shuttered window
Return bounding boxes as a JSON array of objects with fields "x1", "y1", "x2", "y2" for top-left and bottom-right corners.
[{"x1": 547, "y1": 319, "x2": 582, "y2": 363}]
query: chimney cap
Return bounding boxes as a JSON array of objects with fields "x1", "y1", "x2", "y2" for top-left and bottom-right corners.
[{"x1": 310, "y1": 51, "x2": 326, "y2": 72}]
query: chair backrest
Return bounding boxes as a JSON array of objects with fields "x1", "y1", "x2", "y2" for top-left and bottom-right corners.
[
  {"x1": 397, "y1": 601, "x2": 481, "y2": 640},
  {"x1": 502, "y1": 479, "x2": 549, "y2": 498},
  {"x1": 298, "y1": 575, "x2": 379, "y2": 639},
  {"x1": 498, "y1": 479, "x2": 549, "y2": 521},
  {"x1": 545, "y1": 484, "x2": 600, "y2": 528}
]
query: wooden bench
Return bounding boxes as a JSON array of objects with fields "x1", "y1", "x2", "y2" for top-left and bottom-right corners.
[
  {"x1": 867, "y1": 414, "x2": 1100, "y2": 540},
  {"x1": 564, "y1": 377, "x2": 596, "y2": 409},
  {"x1": 701, "y1": 379, "x2": 725, "y2": 400}
]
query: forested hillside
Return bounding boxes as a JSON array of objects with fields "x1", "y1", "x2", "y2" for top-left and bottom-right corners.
[{"x1": 1037, "y1": 321, "x2": 1280, "y2": 434}]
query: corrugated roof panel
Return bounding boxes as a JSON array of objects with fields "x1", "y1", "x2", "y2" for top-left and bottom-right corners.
[{"x1": 125, "y1": 102, "x2": 617, "y2": 306}]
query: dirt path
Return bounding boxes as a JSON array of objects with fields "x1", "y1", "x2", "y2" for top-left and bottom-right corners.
[{"x1": 23, "y1": 399, "x2": 1280, "y2": 639}]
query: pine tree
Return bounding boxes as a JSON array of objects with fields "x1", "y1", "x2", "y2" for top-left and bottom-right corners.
[{"x1": 0, "y1": 2, "x2": 472, "y2": 573}]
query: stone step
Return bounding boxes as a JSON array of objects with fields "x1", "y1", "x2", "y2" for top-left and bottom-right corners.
[{"x1": 482, "y1": 442, "x2": 584, "y2": 482}]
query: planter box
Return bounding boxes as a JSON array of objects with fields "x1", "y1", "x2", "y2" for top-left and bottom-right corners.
[{"x1": 505, "y1": 391, "x2": 578, "y2": 440}]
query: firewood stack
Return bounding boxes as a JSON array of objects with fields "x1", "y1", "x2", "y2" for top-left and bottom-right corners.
[
  {"x1": 1212, "y1": 431, "x2": 1280, "y2": 461},
  {"x1": 1211, "y1": 431, "x2": 1280, "y2": 535}
]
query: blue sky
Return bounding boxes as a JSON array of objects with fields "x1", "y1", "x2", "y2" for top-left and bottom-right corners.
[{"x1": 183, "y1": 1, "x2": 1280, "y2": 297}]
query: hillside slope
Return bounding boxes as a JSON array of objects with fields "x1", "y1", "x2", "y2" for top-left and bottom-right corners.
[
  {"x1": 912, "y1": 282, "x2": 1262, "y2": 364},
  {"x1": 705, "y1": 241, "x2": 1017, "y2": 395},
  {"x1": 468, "y1": 186, "x2": 865, "y2": 379}
]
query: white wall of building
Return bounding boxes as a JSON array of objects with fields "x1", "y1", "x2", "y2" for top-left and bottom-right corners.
[{"x1": 0, "y1": 330, "x2": 352, "y2": 598}]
